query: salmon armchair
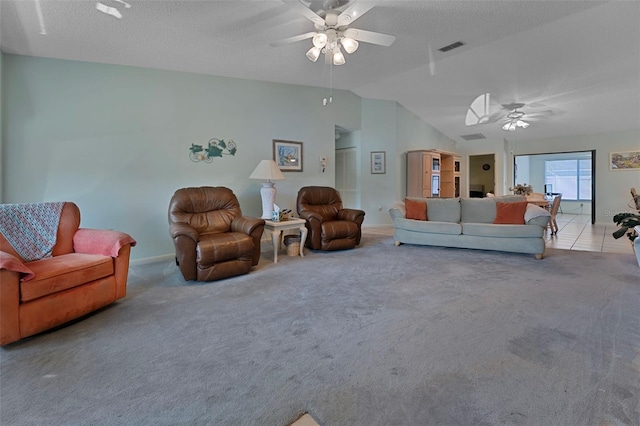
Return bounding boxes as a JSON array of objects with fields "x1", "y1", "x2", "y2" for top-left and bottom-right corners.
[{"x1": 0, "y1": 202, "x2": 136, "y2": 345}]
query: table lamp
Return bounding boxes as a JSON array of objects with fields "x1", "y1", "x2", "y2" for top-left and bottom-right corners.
[{"x1": 249, "y1": 160, "x2": 286, "y2": 219}]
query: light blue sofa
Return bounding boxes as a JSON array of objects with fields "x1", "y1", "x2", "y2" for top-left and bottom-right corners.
[{"x1": 388, "y1": 196, "x2": 551, "y2": 259}]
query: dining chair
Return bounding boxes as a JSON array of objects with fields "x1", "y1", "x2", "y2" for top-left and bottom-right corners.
[{"x1": 548, "y1": 194, "x2": 562, "y2": 235}]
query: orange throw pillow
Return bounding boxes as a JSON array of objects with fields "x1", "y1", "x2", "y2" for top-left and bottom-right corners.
[
  {"x1": 494, "y1": 201, "x2": 528, "y2": 224},
  {"x1": 405, "y1": 198, "x2": 427, "y2": 221}
]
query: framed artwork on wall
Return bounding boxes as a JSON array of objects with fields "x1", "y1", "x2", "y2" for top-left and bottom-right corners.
[
  {"x1": 371, "y1": 151, "x2": 386, "y2": 174},
  {"x1": 610, "y1": 151, "x2": 640, "y2": 170},
  {"x1": 273, "y1": 140, "x2": 303, "y2": 172}
]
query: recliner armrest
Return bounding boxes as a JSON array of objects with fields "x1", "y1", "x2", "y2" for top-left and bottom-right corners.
[
  {"x1": 298, "y1": 211, "x2": 323, "y2": 223},
  {"x1": 169, "y1": 223, "x2": 199, "y2": 242},
  {"x1": 231, "y1": 216, "x2": 265, "y2": 236},
  {"x1": 0, "y1": 251, "x2": 34, "y2": 281},
  {"x1": 73, "y1": 229, "x2": 137, "y2": 257},
  {"x1": 338, "y1": 208, "x2": 365, "y2": 223},
  {"x1": 232, "y1": 216, "x2": 265, "y2": 266}
]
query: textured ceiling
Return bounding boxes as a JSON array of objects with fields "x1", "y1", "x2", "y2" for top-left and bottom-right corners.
[{"x1": 1, "y1": 0, "x2": 639, "y2": 143}]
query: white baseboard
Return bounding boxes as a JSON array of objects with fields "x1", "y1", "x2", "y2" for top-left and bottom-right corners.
[{"x1": 130, "y1": 253, "x2": 175, "y2": 266}]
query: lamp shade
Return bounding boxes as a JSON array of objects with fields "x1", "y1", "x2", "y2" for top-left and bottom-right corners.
[
  {"x1": 312, "y1": 33, "x2": 328, "y2": 49},
  {"x1": 249, "y1": 160, "x2": 285, "y2": 182},
  {"x1": 306, "y1": 46, "x2": 321, "y2": 62},
  {"x1": 341, "y1": 37, "x2": 359, "y2": 54}
]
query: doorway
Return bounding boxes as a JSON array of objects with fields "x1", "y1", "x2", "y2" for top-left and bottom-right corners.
[
  {"x1": 468, "y1": 154, "x2": 495, "y2": 197},
  {"x1": 514, "y1": 150, "x2": 595, "y2": 224},
  {"x1": 334, "y1": 126, "x2": 361, "y2": 209}
]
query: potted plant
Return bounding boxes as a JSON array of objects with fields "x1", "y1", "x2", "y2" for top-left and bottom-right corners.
[
  {"x1": 509, "y1": 183, "x2": 533, "y2": 196},
  {"x1": 612, "y1": 212, "x2": 640, "y2": 267}
]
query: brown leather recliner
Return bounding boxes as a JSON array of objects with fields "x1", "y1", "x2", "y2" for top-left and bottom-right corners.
[
  {"x1": 296, "y1": 186, "x2": 365, "y2": 251},
  {"x1": 168, "y1": 187, "x2": 265, "y2": 282}
]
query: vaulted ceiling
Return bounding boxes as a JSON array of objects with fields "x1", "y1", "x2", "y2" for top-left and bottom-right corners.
[{"x1": 2, "y1": 0, "x2": 638, "y2": 143}]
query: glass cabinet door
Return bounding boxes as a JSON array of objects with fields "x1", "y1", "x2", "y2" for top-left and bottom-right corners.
[
  {"x1": 431, "y1": 175, "x2": 440, "y2": 197},
  {"x1": 432, "y1": 157, "x2": 440, "y2": 172}
]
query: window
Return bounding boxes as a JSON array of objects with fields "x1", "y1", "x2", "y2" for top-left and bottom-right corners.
[{"x1": 544, "y1": 158, "x2": 592, "y2": 201}]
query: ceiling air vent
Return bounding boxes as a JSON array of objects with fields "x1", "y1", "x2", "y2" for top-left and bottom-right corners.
[
  {"x1": 438, "y1": 41, "x2": 465, "y2": 53},
  {"x1": 460, "y1": 133, "x2": 486, "y2": 141}
]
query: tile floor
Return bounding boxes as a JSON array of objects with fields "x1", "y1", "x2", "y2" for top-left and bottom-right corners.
[
  {"x1": 365, "y1": 213, "x2": 634, "y2": 254},
  {"x1": 545, "y1": 213, "x2": 633, "y2": 254}
]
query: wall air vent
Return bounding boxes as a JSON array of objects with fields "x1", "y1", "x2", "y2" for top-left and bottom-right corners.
[
  {"x1": 460, "y1": 133, "x2": 486, "y2": 141},
  {"x1": 438, "y1": 41, "x2": 465, "y2": 53}
]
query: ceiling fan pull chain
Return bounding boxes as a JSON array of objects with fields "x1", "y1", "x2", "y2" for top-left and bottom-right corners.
[
  {"x1": 329, "y1": 60, "x2": 334, "y2": 104},
  {"x1": 322, "y1": 56, "x2": 328, "y2": 106}
]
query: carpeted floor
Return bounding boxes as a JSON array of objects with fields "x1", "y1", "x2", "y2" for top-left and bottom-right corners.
[{"x1": 1, "y1": 234, "x2": 639, "y2": 425}]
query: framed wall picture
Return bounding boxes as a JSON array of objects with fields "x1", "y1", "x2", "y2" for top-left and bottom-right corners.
[
  {"x1": 371, "y1": 151, "x2": 386, "y2": 174},
  {"x1": 273, "y1": 140, "x2": 303, "y2": 172},
  {"x1": 610, "y1": 151, "x2": 640, "y2": 170}
]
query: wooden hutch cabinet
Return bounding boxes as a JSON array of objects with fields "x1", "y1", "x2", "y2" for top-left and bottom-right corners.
[{"x1": 407, "y1": 150, "x2": 460, "y2": 198}]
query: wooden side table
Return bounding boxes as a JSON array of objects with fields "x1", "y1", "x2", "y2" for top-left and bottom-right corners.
[{"x1": 263, "y1": 218, "x2": 307, "y2": 263}]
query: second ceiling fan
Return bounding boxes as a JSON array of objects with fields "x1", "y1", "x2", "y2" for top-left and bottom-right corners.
[
  {"x1": 465, "y1": 94, "x2": 555, "y2": 132},
  {"x1": 269, "y1": 0, "x2": 396, "y2": 65}
]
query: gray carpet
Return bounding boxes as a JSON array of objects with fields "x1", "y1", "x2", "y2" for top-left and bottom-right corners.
[{"x1": 1, "y1": 234, "x2": 639, "y2": 426}]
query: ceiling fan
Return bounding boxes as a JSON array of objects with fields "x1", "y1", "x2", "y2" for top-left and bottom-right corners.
[
  {"x1": 269, "y1": 0, "x2": 396, "y2": 66},
  {"x1": 500, "y1": 107, "x2": 531, "y2": 131},
  {"x1": 465, "y1": 94, "x2": 555, "y2": 131}
]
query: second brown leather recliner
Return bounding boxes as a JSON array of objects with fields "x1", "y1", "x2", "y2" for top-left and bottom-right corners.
[
  {"x1": 168, "y1": 187, "x2": 265, "y2": 281},
  {"x1": 296, "y1": 186, "x2": 365, "y2": 251}
]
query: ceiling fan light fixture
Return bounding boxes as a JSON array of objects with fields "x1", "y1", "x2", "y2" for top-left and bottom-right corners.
[
  {"x1": 306, "y1": 46, "x2": 321, "y2": 62},
  {"x1": 312, "y1": 33, "x2": 328, "y2": 49},
  {"x1": 341, "y1": 37, "x2": 359, "y2": 54},
  {"x1": 333, "y1": 48, "x2": 346, "y2": 65},
  {"x1": 516, "y1": 120, "x2": 530, "y2": 128}
]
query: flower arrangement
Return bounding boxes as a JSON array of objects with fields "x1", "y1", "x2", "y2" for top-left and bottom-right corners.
[{"x1": 509, "y1": 183, "x2": 533, "y2": 196}]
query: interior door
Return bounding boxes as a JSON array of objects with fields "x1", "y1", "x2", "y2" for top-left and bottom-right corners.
[{"x1": 335, "y1": 147, "x2": 358, "y2": 208}]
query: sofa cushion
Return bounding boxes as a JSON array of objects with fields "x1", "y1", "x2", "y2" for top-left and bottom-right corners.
[
  {"x1": 494, "y1": 201, "x2": 528, "y2": 224},
  {"x1": 405, "y1": 198, "x2": 427, "y2": 221},
  {"x1": 394, "y1": 218, "x2": 462, "y2": 235},
  {"x1": 424, "y1": 198, "x2": 461, "y2": 223},
  {"x1": 21, "y1": 253, "x2": 114, "y2": 302},
  {"x1": 460, "y1": 198, "x2": 496, "y2": 223},
  {"x1": 462, "y1": 223, "x2": 543, "y2": 238},
  {"x1": 524, "y1": 203, "x2": 551, "y2": 222}
]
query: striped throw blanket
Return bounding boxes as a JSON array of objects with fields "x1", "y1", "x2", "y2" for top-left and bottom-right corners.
[{"x1": 0, "y1": 202, "x2": 65, "y2": 262}]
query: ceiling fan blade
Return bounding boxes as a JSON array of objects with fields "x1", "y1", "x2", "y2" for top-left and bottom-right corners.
[
  {"x1": 343, "y1": 28, "x2": 396, "y2": 46},
  {"x1": 269, "y1": 31, "x2": 317, "y2": 47},
  {"x1": 485, "y1": 110, "x2": 508, "y2": 124},
  {"x1": 465, "y1": 93, "x2": 491, "y2": 126},
  {"x1": 289, "y1": 0, "x2": 325, "y2": 26},
  {"x1": 337, "y1": 1, "x2": 377, "y2": 27},
  {"x1": 524, "y1": 110, "x2": 555, "y2": 120}
]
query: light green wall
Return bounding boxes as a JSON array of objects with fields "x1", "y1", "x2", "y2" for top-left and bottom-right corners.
[
  {"x1": 3, "y1": 55, "x2": 364, "y2": 260},
  {"x1": 360, "y1": 98, "x2": 397, "y2": 224},
  {"x1": 3, "y1": 54, "x2": 451, "y2": 259},
  {"x1": 396, "y1": 104, "x2": 461, "y2": 200}
]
